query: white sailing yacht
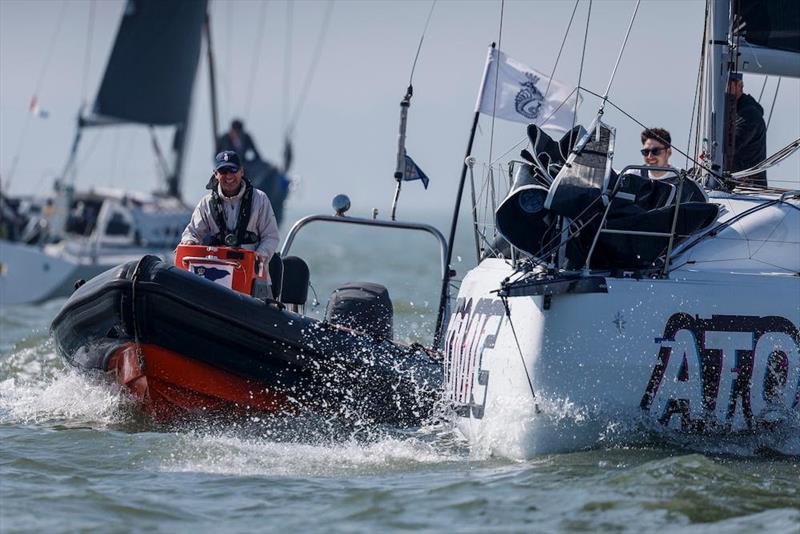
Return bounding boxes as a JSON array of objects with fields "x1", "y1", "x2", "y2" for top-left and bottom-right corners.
[
  {"x1": 0, "y1": 0, "x2": 207, "y2": 306},
  {"x1": 439, "y1": 0, "x2": 799, "y2": 458}
]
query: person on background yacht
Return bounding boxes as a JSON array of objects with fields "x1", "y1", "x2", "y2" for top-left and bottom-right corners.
[
  {"x1": 727, "y1": 72, "x2": 767, "y2": 186},
  {"x1": 639, "y1": 128, "x2": 673, "y2": 178},
  {"x1": 180, "y1": 151, "x2": 279, "y2": 269},
  {"x1": 217, "y1": 119, "x2": 262, "y2": 164}
]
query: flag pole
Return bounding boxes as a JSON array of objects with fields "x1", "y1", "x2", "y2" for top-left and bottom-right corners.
[
  {"x1": 433, "y1": 42, "x2": 495, "y2": 349},
  {"x1": 391, "y1": 85, "x2": 413, "y2": 221}
]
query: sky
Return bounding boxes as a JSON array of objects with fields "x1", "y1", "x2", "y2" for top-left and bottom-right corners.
[{"x1": 1, "y1": 0, "x2": 798, "y2": 223}]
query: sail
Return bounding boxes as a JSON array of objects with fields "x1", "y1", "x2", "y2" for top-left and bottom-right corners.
[
  {"x1": 85, "y1": 0, "x2": 207, "y2": 126},
  {"x1": 736, "y1": 0, "x2": 800, "y2": 78},
  {"x1": 738, "y1": 0, "x2": 800, "y2": 53}
]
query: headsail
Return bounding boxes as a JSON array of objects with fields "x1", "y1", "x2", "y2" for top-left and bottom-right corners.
[
  {"x1": 736, "y1": 0, "x2": 800, "y2": 78},
  {"x1": 84, "y1": 0, "x2": 207, "y2": 126}
]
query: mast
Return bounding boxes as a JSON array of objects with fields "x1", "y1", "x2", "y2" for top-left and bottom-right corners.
[
  {"x1": 205, "y1": 10, "x2": 220, "y2": 153},
  {"x1": 704, "y1": 0, "x2": 731, "y2": 181}
]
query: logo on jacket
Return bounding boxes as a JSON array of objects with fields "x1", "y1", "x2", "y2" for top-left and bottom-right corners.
[{"x1": 515, "y1": 72, "x2": 545, "y2": 120}]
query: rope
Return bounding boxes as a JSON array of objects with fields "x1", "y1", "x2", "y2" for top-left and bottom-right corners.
[
  {"x1": 408, "y1": 0, "x2": 437, "y2": 87},
  {"x1": 601, "y1": 0, "x2": 640, "y2": 107},
  {"x1": 487, "y1": 0, "x2": 505, "y2": 168},
  {"x1": 244, "y1": 0, "x2": 270, "y2": 118},
  {"x1": 500, "y1": 296, "x2": 536, "y2": 402},
  {"x1": 286, "y1": 0, "x2": 335, "y2": 138}
]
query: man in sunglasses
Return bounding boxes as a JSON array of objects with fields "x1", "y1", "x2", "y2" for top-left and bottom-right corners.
[
  {"x1": 180, "y1": 150, "x2": 280, "y2": 274},
  {"x1": 639, "y1": 128, "x2": 674, "y2": 179}
]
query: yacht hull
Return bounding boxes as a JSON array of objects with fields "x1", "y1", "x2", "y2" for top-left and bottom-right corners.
[
  {"x1": 0, "y1": 240, "x2": 105, "y2": 305},
  {"x1": 445, "y1": 259, "x2": 799, "y2": 458}
]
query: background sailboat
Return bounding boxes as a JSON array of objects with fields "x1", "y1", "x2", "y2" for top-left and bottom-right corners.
[{"x1": 0, "y1": 0, "x2": 208, "y2": 305}]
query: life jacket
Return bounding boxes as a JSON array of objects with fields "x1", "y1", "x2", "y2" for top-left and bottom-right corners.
[{"x1": 206, "y1": 177, "x2": 258, "y2": 247}]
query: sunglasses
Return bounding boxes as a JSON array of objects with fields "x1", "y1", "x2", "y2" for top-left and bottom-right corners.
[
  {"x1": 640, "y1": 147, "x2": 667, "y2": 157},
  {"x1": 216, "y1": 168, "x2": 239, "y2": 175}
]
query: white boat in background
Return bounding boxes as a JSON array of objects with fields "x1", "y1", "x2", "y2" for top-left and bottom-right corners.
[
  {"x1": 437, "y1": 0, "x2": 800, "y2": 458},
  {"x1": 0, "y1": 0, "x2": 206, "y2": 305},
  {"x1": 0, "y1": 189, "x2": 189, "y2": 306}
]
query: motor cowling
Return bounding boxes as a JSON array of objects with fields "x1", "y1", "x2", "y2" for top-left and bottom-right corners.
[{"x1": 325, "y1": 282, "x2": 393, "y2": 340}]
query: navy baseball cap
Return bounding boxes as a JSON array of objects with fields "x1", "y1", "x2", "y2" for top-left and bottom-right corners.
[
  {"x1": 214, "y1": 150, "x2": 241, "y2": 172},
  {"x1": 729, "y1": 72, "x2": 743, "y2": 81}
]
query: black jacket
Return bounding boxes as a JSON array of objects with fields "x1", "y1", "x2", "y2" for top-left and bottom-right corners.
[
  {"x1": 217, "y1": 132, "x2": 262, "y2": 162},
  {"x1": 733, "y1": 93, "x2": 767, "y2": 186}
]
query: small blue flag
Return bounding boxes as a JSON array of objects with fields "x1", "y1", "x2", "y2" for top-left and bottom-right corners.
[{"x1": 403, "y1": 155, "x2": 430, "y2": 189}]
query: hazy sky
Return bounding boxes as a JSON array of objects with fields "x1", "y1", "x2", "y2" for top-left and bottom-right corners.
[{"x1": 1, "y1": 0, "x2": 798, "y2": 221}]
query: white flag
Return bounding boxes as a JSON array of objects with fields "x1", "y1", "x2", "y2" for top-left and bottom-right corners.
[{"x1": 475, "y1": 47, "x2": 580, "y2": 137}]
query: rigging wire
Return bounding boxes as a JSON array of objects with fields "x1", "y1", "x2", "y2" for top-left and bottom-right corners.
[
  {"x1": 766, "y1": 76, "x2": 781, "y2": 129},
  {"x1": 222, "y1": 0, "x2": 234, "y2": 120},
  {"x1": 692, "y1": 2, "x2": 710, "y2": 174},
  {"x1": 244, "y1": 0, "x2": 270, "y2": 118},
  {"x1": 285, "y1": 0, "x2": 336, "y2": 138},
  {"x1": 407, "y1": 0, "x2": 437, "y2": 88},
  {"x1": 543, "y1": 0, "x2": 580, "y2": 103},
  {"x1": 569, "y1": 0, "x2": 592, "y2": 143},
  {"x1": 487, "y1": 0, "x2": 505, "y2": 170},
  {"x1": 686, "y1": 4, "x2": 707, "y2": 169},
  {"x1": 757, "y1": 75, "x2": 769, "y2": 103},
  {"x1": 4, "y1": 0, "x2": 69, "y2": 192},
  {"x1": 80, "y1": 0, "x2": 96, "y2": 108},
  {"x1": 282, "y1": 0, "x2": 294, "y2": 136},
  {"x1": 578, "y1": 86, "x2": 723, "y2": 179},
  {"x1": 600, "y1": 0, "x2": 640, "y2": 108}
]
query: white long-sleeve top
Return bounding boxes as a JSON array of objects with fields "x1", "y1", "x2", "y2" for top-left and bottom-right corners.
[{"x1": 180, "y1": 182, "x2": 280, "y2": 260}]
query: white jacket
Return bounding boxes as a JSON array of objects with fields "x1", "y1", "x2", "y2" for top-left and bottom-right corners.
[{"x1": 181, "y1": 182, "x2": 280, "y2": 260}]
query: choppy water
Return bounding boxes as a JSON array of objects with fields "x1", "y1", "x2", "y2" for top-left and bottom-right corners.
[{"x1": 1, "y1": 211, "x2": 798, "y2": 532}]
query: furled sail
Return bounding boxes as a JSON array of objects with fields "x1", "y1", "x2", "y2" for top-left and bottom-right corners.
[
  {"x1": 736, "y1": 0, "x2": 800, "y2": 78},
  {"x1": 84, "y1": 0, "x2": 208, "y2": 126}
]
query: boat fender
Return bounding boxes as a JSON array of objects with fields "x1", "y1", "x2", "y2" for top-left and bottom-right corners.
[{"x1": 325, "y1": 282, "x2": 393, "y2": 340}]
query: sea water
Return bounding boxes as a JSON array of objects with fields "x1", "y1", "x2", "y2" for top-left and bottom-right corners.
[{"x1": 1, "y1": 210, "x2": 798, "y2": 533}]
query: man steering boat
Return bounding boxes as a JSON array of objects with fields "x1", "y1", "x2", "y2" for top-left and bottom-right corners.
[{"x1": 180, "y1": 151, "x2": 280, "y2": 273}]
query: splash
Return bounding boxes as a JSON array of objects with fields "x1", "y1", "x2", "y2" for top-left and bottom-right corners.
[
  {"x1": 160, "y1": 425, "x2": 465, "y2": 477},
  {"x1": 0, "y1": 342, "x2": 134, "y2": 427}
]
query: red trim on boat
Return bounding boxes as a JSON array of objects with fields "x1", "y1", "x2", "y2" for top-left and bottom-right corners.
[{"x1": 107, "y1": 343, "x2": 292, "y2": 422}]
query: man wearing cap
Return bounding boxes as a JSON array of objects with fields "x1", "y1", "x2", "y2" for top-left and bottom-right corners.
[
  {"x1": 180, "y1": 150, "x2": 279, "y2": 269},
  {"x1": 727, "y1": 73, "x2": 767, "y2": 186}
]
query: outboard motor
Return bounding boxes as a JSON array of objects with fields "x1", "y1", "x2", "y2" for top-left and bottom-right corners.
[{"x1": 325, "y1": 282, "x2": 393, "y2": 340}]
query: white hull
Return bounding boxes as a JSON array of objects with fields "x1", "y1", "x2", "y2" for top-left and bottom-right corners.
[
  {"x1": 0, "y1": 239, "x2": 174, "y2": 306},
  {"x1": 445, "y1": 193, "x2": 800, "y2": 458}
]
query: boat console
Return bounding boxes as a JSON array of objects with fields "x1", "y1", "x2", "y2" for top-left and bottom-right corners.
[{"x1": 175, "y1": 244, "x2": 268, "y2": 297}]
